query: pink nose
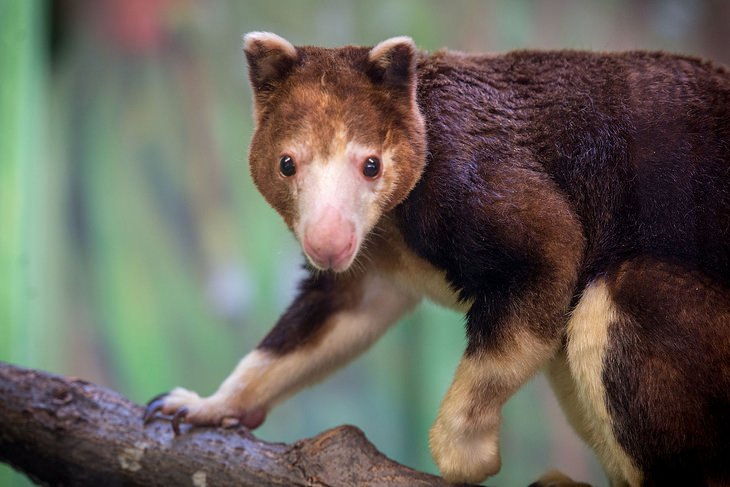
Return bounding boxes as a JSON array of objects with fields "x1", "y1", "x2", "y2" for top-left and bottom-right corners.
[{"x1": 302, "y1": 206, "x2": 356, "y2": 270}]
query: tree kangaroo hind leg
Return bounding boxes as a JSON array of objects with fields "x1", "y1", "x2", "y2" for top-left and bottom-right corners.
[
  {"x1": 548, "y1": 259, "x2": 730, "y2": 487},
  {"x1": 546, "y1": 281, "x2": 642, "y2": 487},
  {"x1": 602, "y1": 259, "x2": 730, "y2": 487},
  {"x1": 145, "y1": 270, "x2": 418, "y2": 432}
]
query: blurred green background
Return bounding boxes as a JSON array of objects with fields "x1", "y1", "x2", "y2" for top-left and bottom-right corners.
[{"x1": 2, "y1": 1, "x2": 728, "y2": 485}]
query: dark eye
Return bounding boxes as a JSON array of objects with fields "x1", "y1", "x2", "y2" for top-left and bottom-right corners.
[
  {"x1": 362, "y1": 156, "x2": 381, "y2": 179},
  {"x1": 279, "y1": 155, "x2": 296, "y2": 177}
]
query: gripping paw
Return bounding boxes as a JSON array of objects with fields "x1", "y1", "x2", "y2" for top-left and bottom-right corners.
[
  {"x1": 429, "y1": 409, "x2": 502, "y2": 484},
  {"x1": 142, "y1": 387, "x2": 266, "y2": 435}
]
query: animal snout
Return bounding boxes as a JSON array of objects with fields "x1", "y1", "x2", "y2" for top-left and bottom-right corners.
[{"x1": 302, "y1": 207, "x2": 357, "y2": 271}]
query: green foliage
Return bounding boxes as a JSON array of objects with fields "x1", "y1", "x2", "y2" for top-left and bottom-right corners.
[{"x1": 1, "y1": 2, "x2": 47, "y2": 485}]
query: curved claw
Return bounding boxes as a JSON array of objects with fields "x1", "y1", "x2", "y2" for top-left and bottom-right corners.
[
  {"x1": 143, "y1": 397, "x2": 167, "y2": 424},
  {"x1": 171, "y1": 406, "x2": 189, "y2": 436},
  {"x1": 146, "y1": 392, "x2": 169, "y2": 407}
]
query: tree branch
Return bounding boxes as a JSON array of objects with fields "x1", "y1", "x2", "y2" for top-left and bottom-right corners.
[{"x1": 0, "y1": 361, "x2": 457, "y2": 486}]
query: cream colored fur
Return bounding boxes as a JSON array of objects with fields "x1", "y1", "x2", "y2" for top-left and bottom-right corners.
[
  {"x1": 368, "y1": 36, "x2": 415, "y2": 66},
  {"x1": 375, "y1": 219, "x2": 469, "y2": 313},
  {"x1": 281, "y1": 125, "x2": 394, "y2": 272},
  {"x1": 242, "y1": 31, "x2": 297, "y2": 59},
  {"x1": 160, "y1": 272, "x2": 417, "y2": 423},
  {"x1": 429, "y1": 331, "x2": 556, "y2": 483},
  {"x1": 547, "y1": 281, "x2": 642, "y2": 487},
  {"x1": 429, "y1": 355, "x2": 503, "y2": 483}
]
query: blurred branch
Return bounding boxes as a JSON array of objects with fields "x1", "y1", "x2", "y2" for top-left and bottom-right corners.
[{"x1": 0, "y1": 362, "x2": 454, "y2": 487}]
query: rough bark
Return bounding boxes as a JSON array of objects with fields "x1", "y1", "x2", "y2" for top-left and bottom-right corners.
[{"x1": 0, "y1": 361, "x2": 460, "y2": 487}]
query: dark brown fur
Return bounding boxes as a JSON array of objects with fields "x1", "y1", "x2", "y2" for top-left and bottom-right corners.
[
  {"x1": 606, "y1": 259, "x2": 730, "y2": 486},
  {"x1": 245, "y1": 41, "x2": 730, "y2": 484},
  {"x1": 150, "y1": 36, "x2": 730, "y2": 486},
  {"x1": 401, "y1": 48, "x2": 729, "y2": 485},
  {"x1": 258, "y1": 270, "x2": 364, "y2": 354}
]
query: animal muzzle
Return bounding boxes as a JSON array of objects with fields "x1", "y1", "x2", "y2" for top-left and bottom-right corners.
[{"x1": 302, "y1": 206, "x2": 357, "y2": 272}]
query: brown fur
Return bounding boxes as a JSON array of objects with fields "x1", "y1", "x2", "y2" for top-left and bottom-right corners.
[
  {"x1": 245, "y1": 36, "x2": 426, "y2": 230},
  {"x1": 257, "y1": 271, "x2": 364, "y2": 353},
  {"x1": 605, "y1": 259, "x2": 730, "y2": 486},
  {"x1": 148, "y1": 34, "x2": 730, "y2": 487}
]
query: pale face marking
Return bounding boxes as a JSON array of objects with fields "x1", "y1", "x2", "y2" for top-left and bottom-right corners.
[{"x1": 282, "y1": 130, "x2": 390, "y2": 272}]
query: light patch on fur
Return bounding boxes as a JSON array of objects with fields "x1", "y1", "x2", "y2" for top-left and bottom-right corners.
[
  {"x1": 291, "y1": 129, "x2": 389, "y2": 271},
  {"x1": 430, "y1": 332, "x2": 556, "y2": 483},
  {"x1": 429, "y1": 355, "x2": 502, "y2": 483},
  {"x1": 545, "y1": 352, "x2": 595, "y2": 451},
  {"x1": 557, "y1": 281, "x2": 642, "y2": 487},
  {"x1": 371, "y1": 219, "x2": 468, "y2": 312},
  {"x1": 165, "y1": 273, "x2": 416, "y2": 421},
  {"x1": 368, "y1": 36, "x2": 415, "y2": 66},
  {"x1": 242, "y1": 273, "x2": 416, "y2": 407},
  {"x1": 391, "y1": 249, "x2": 465, "y2": 312},
  {"x1": 242, "y1": 31, "x2": 296, "y2": 59}
]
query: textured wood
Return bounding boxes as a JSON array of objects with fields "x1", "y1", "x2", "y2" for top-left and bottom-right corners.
[{"x1": 0, "y1": 362, "x2": 459, "y2": 486}]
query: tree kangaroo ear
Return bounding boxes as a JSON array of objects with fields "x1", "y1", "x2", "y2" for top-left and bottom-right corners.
[
  {"x1": 366, "y1": 36, "x2": 418, "y2": 92},
  {"x1": 243, "y1": 32, "x2": 298, "y2": 96}
]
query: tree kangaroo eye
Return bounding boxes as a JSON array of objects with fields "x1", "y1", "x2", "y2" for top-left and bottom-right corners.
[
  {"x1": 362, "y1": 156, "x2": 381, "y2": 179},
  {"x1": 279, "y1": 155, "x2": 296, "y2": 177}
]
